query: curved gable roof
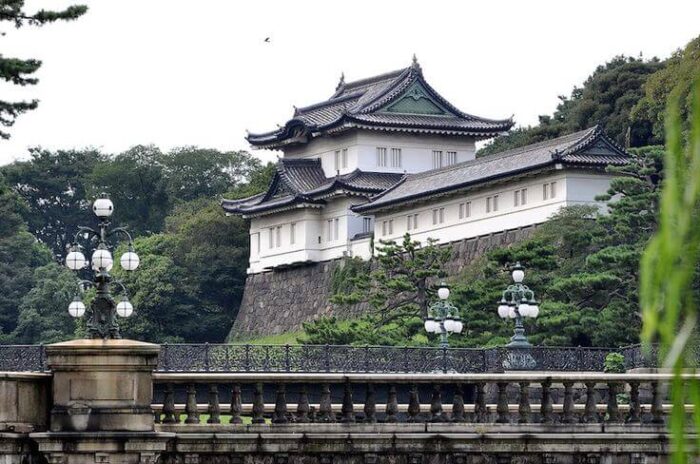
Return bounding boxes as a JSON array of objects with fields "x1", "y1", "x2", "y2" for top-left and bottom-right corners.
[{"x1": 247, "y1": 59, "x2": 513, "y2": 149}]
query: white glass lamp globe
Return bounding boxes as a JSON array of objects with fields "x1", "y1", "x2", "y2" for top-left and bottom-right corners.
[
  {"x1": 65, "y1": 250, "x2": 86, "y2": 270},
  {"x1": 437, "y1": 286, "x2": 450, "y2": 300},
  {"x1": 120, "y1": 251, "x2": 140, "y2": 271},
  {"x1": 508, "y1": 306, "x2": 517, "y2": 319},
  {"x1": 512, "y1": 268, "x2": 525, "y2": 283},
  {"x1": 116, "y1": 299, "x2": 134, "y2": 318},
  {"x1": 91, "y1": 249, "x2": 113, "y2": 271},
  {"x1": 497, "y1": 302, "x2": 510, "y2": 319},
  {"x1": 453, "y1": 319, "x2": 464, "y2": 334},
  {"x1": 68, "y1": 299, "x2": 86, "y2": 318},
  {"x1": 93, "y1": 197, "x2": 114, "y2": 217},
  {"x1": 444, "y1": 317, "x2": 456, "y2": 333},
  {"x1": 518, "y1": 301, "x2": 531, "y2": 317},
  {"x1": 424, "y1": 318, "x2": 435, "y2": 333},
  {"x1": 529, "y1": 303, "x2": 540, "y2": 318}
]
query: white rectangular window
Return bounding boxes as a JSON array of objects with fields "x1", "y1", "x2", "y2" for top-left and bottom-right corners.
[
  {"x1": 432, "y1": 150, "x2": 443, "y2": 169},
  {"x1": 487, "y1": 196, "x2": 499, "y2": 213},
  {"x1": 432, "y1": 208, "x2": 444, "y2": 225},
  {"x1": 382, "y1": 221, "x2": 387, "y2": 236},
  {"x1": 276, "y1": 226, "x2": 281, "y2": 247},
  {"x1": 334, "y1": 218, "x2": 339, "y2": 240},
  {"x1": 514, "y1": 190, "x2": 519, "y2": 207},
  {"x1": 252, "y1": 233, "x2": 260, "y2": 254},
  {"x1": 521, "y1": 188, "x2": 527, "y2": 205},
  {"x1": 407, "y1": 214, "x2": 419, "y2": 231},
  {"x1": 327, "y1": 220, "x2": 333, "y2": 241},
  {"x1": 390, "y1": 148, "x2": 402, "y2": 168},
  {"x1": 334, "y1": 150, "x2": 341, "y2": 171},
  {"x1": 550, "y1": 181, "x2": 557, "y2": 198},
  {"x1": 341, "y1": 149, "x2": 348, "y2": 169},
  {"x1": 290, "y1": 223, "x2": 296, "y2": 245},
  {"x1": 388, "y1": 219, "x2": 394, "y2": 235},
  {"x1": 460, "y1": 201, "x2": 471, "y2": 219},
  {"x1": 446, "y1": 151, "x2": 457, "y2": 166},
  {"x1": 543, "y1": 183, "x2": 549, "y2": 200},
  {"x1": 459, "y1": 203, "x2": 464, "y2": 219},
  {"x1": 363, "y1": 217, "x2": 372, "y2": 234},
  {"x1": 268, "y1": 228, "x2": 274, "y2": 248},
  {"x1": 376, "y1": 147, "x2": 387, "y2": 167},
  {"x1": 413, "y1": 214, "x2": 419, "y2": 229}
]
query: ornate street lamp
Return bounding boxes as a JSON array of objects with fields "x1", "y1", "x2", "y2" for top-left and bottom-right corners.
[
  {"x1": 64, "y1": 195, "x2": 139, "y2": 339},
  {"x1": 496, "y1": 262, "x2": 540, "y2": 348},
  {"x1": 424, "y1": 283, "x2": 463, "y2": 348}
]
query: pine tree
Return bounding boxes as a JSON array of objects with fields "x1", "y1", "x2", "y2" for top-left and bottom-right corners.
[{"x1": 0, "y1": 0, "x2": 87, "y2": 139}]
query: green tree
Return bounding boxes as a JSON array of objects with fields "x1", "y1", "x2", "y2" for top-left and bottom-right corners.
[
  {"x1": 0, "y1": 173, "x2": 52, "y2": 338},
  {"x1": 0, "y1": 0, "x2": 87, "y2": 139},
  {"x1": 10, "y1": 262, "x2": 79, "y2": 343},
  {"x1": 480, "y1": 55, "x2": 663, "y2": 156},
  {"x1": 631, "y1": 35, "x2": 700, "y2": 145},
  {"x1": 161, "y1": 147, "x2": 262, "y2": 203},
  {"x1": 332, "y1": 234, "x2": 450, "y2": 321},
  {"x1": 1, "y1": 147, "x2": 104, "y2": 259},
  {"x1": 89, "y1": 145, "x2": 170, "y2": 235}
]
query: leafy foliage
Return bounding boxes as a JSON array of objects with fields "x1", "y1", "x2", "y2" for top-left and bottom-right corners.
[
  {"x1": 479, "y1": 56, "x2": 664, "y2": 156},
  {"x1": 2, "y1": 148, "x2": 104, "y2": 259},
  {"x1": 0, "y1": 0, "x2": 87, "y2": 138},
  {"x1": 603, "y1": 352, "x2": 626, "y2": 373},
  {"x1": 631, "y1": 36, "x2": 700, "y2": 145},
  {"x1": 640, "y1": 78, "x2": 700, "y2": 463},
  {"x1": 0, "y1": 144, "x2": 273, "y2": 344}
]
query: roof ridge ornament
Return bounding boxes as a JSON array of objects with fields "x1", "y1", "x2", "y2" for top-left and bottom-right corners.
[
  {"x1": 411, "y1": 54, "x2": 422, "y2": 73},
  {"x1": 336, "y1": 72, "x2": 345, "y2": 91}
]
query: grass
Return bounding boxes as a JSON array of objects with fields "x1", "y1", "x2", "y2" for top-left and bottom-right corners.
[{"x1": 229, "y1": 330, "x2": 304, "y2": 346}]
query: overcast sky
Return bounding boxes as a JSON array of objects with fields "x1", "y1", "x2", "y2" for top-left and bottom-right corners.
[{"x1": 1, "y1": 0, "x2": 699, "y2": 166}]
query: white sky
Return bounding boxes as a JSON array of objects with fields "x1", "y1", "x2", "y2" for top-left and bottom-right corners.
[{"x1": 1, "y1": 0, "x2": 699, "y2": 166}]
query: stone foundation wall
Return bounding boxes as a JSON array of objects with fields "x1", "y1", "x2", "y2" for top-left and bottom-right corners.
[{"x1": 228, "y1": 225, "x2": 539, "y2": 340}]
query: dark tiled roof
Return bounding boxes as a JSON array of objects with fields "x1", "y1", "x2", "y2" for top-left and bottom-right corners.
[
  {"x1": 247, "y1": 60, "x2": 513, "y2": 149},
  {"x1": 221, "y1": 158, "x2": 403, "y2": 217},
  {"x1": 353, "y1": 126, "x2": 629, "y2": 213}
]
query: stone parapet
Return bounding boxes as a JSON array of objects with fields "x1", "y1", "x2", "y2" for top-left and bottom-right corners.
[{"x1": 46, "y1": 339, "x2": 160, "y2": 433}]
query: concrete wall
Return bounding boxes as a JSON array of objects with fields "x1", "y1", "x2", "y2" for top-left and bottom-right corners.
[{"x1": 229, "y1": 225, "x2": 539, "y2": 340}]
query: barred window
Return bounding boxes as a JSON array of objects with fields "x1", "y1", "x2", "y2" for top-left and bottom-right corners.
[
  {"x1": 432, "y1": 150, "x2": 443, "y2": 169},
  {"x1": 290, "y1": 223, "x2": 296, "y2": 245},
  {"x1": 446, "y1": 151, "x2": 457, "y2": 166},
  {"x1": 391, "y1": 148, "x2": 402, "y2": 167},
  {"x1": 376, "y1": 147, "x2": 387, "y2": 167}
]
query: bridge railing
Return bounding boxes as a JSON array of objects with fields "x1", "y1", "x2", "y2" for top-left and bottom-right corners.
[
  {"x1": 0, "y1": 342, "x2": 665, "y2": 373},
  {"x1": 155, "y1": 343, "x2": 661, "y2": 373},
  {"x1": 151, "y1": 371, "x2": 683, "y2": 427}
]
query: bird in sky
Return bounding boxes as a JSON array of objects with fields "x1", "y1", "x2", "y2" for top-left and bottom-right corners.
[{"x1": 264, "y1": 37, "x2": 271, "y2": 43}]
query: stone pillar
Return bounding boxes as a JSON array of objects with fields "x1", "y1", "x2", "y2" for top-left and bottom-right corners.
[{"x1": 30, "y1": 339, "x2": 173, "y2": 464}]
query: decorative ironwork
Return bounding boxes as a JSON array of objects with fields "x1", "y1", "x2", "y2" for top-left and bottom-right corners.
[{"x1": 0, "y1": 342, "x2": 676, "y2": 373}]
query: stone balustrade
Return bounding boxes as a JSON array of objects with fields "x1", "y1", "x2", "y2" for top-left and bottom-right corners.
[{"x1": 151, "y1": 372, "x2": 678, "y2": 427}]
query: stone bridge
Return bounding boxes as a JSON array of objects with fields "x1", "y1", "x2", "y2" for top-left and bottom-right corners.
[{"x1": 0, "y1": 340, "x2": 693, "y2": 464}]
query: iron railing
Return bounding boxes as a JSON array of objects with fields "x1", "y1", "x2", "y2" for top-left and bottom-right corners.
[{"x1": 0, "y1": 342, "x2": 665, "y2": 373}]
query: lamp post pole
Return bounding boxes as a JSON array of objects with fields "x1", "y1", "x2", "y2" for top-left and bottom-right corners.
[
  {"x1": 64, "y1": 195, "x2": 140, "y2": 339},
  {"x1": 424, "y1": 283, "x2": 463, "y2": 349}
]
